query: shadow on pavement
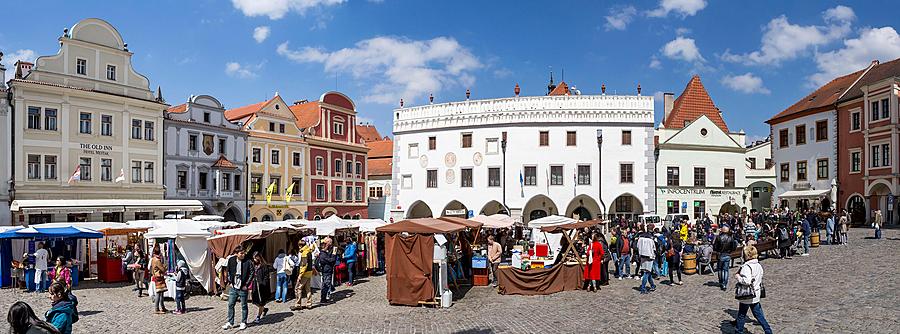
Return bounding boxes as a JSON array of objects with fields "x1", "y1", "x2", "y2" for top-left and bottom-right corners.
[
  {"x1": 453, "y1": 328, "x2": 494, "y2": 334},
  {"x1": 80, "y1": 310, "x2": 102, "y2": 317},
  {"x1": 187, "y1": 306, "x2": 214, "y2": 313},
  {"x1": 256, "y1": 311, "x2": 293, "y2": 325}
]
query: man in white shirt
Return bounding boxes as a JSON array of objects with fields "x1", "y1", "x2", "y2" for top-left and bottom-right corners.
[{"x1": 33, "y1": 242, "x2": 49, "y2": 292}]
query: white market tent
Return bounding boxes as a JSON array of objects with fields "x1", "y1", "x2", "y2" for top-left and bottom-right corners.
[
  {"x1": 141, "y1": 220, "x2": 224, "y2": 292},
  {"x1": 288, "y1": 215, "x2": 357, "y2": 236},
  {"x1": 526, "y1": 215, "x2": 577, "y2": 262},
  {"x1": 471, "y1": 214, "x2": 516, "y2": 229},
  {"x1": 350, "y1": 219, "x2": 388, "y2": 233}
]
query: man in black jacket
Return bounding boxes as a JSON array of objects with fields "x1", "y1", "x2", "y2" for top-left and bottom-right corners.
[
  {"x1": 316, "y1": 238, "x2": 337, "y2": 304},
  {"x1": 223, "y1": 246, "x2": 253, "y2": 330},
  {"x1": 712, "y1": 226, "x2": 736, "y2": 291}
]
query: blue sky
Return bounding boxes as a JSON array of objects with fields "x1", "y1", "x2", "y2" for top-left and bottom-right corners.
[{"x1": 3, "y1": 0, "x2": 900, "y2": 141}]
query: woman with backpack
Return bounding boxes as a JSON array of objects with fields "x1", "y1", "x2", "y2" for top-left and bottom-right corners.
[
  {"x1": 173, "y1": 260, "x2": 189, "y2": 315},
  {"x1": 776, "y1": 223, "x2": 791, "y2": 259},
  {"x1": 732, "y1": 245, "x2": 773, "y2": 334},
  {"x1": 273, "y1": 249, "x2": 293, "y2": 303}
]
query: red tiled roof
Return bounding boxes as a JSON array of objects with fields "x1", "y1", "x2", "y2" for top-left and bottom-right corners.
[
  {"x1": 223, "y1": 98, "x2": 272, "y2": 121},
  {"x1": 768, "y1": 66, "x2": 869, "y2": 124},
  {"x1": 548, "y1": 81, "x2": 570, "y2": 96},
  {"x1": 664, "y1": 75, "x2": 728, "y2": 132},
  {"x1": 367, "y1": 139, "x2": 393, "y2": 159},
  {"x1": 167, "y1": 103, "x2": 187, "y2": 113},
  {"x1": 356, "y1": 124, "x2": 382, "y2": 143},
  {"x1": 368, "y1": 158, "x2": 392, "y2": 177},
  {"x1": 839, "y1": 57, "x2": 900, "y2": 103},
  {"x1": 212, "y1": 155, "x2": 238, "y2": 169},
  {"x1": 288, "y1": 101, "x2": 321, "y2": 129}
]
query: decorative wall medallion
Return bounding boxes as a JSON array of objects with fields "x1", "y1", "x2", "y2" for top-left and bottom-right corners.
[
  {"x1": 445, "y1": 169, "x2": 455, "y2": 184},
  {"x1": 473, "y1": 152, "x2": 483, "y2": 166},
  {"x1": 419, "y1": 155, "x2": 429, "y2": 168},
  {"x1": 444, "y1": 152, "x2": 457, "y2": 168}
]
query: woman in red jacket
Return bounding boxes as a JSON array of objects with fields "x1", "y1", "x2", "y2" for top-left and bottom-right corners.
[{"x1": 583, "y1": 233, "x2": 604, "y2": 292}]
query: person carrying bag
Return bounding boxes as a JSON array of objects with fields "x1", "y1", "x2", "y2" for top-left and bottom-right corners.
[{"x1": 732, "y1": 245, "x2": 772, "y2": 334}]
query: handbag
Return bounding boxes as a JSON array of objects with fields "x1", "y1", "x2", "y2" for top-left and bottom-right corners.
[
  {"x1": 734, "y1": 264, "x2": 756, "y2": 300},
  {"x1": 759, "y1": 281, "x2": 766, "y2": 299}
]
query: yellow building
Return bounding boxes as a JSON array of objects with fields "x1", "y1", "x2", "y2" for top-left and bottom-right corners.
[{"x1": 225, "y1": 94, "x2": 308, "y2": 221}]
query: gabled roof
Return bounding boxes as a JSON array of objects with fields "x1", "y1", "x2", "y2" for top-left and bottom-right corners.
[
  {"x1": 223, "y1": 98, "x2": 273, "y2": 121},
  {"x1": 665, "y1": 75, "x2": 728, "y2": 132},
  {"x1": 356, "y1": 124, "x2": 382, "y2": 142},
  {"x1": 548, "y1": 81, "x2": 570, "y2": 96},
  {"x1": 767, "y1": 66, "x2": 868, "y2": 124},
  {"x1": 368, "y1": 158, "x2": 392, "y2": 177},
  {"x1": 288, "y1": 101, "x2": 321, "y2": 129},
  {"x1": 367, "y1": 139, "x2": 393, "y2": 159},
  {"x1": 211, "y1": 155, "x2": 238, "y2": 169},
  {"x1": 167, "y1": 103, "x2": 187, "y2": 113},
  {"x1": 839, "y1": 57, "x2": 900, "y2": 103}
]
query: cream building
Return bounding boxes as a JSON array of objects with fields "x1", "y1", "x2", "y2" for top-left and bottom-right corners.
[
  {"x1": 7, "y1": 18, "x2": 200, "y2": 224},
  {"x1": 225, "y1": 94, "x2": 309, "y2": 222}
]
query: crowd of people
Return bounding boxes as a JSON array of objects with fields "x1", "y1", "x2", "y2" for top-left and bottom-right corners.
[{"x1": 7, "y1": 207, "x2": 887, "y2": 333}]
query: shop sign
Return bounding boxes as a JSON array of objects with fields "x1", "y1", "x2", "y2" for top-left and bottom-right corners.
[
  {"x1": 80, "y1": 143, "x2": 114, "y2": 155},
  {"x1": 445, "y1": 209, "x2": 466, "y2": 216},
  {"x1": 660, "y1": 188, "x2": 743, "y2": 198}
]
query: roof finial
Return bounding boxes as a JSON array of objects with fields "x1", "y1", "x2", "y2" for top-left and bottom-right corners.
[
  {"x1": 514, "y1": 83, "x2": 520, "y2": 97},
  {"x1": 274, "y1": 91, "x2": 280, "y2": 97},
  {"x1": 399, "y1": 99, "x2": 404, "y2": 108},
  {"x1": 466, "y1": 88, "x2": 470, "y2": 100},
  {"x1": 637, "y1": 83, "x2": 642, "y2": 96},
  {"x1": 429, "y1": 93, "x2": 434, "y2": 104},
  {"x1": 547, "y1": 67, "x2": 556, "y2": 94},
  {"x1": 63, "y1": 28, "x2": 69, "y2": 38},
  {"x1": 601, "y1": 84, "x2": 606, "y2": 95},
  {"x1": 155, "y1": 86, "x2": 165, "y2": 103}
]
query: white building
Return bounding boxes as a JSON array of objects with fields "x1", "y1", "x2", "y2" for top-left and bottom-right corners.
[
  {"x1": 745, "y1": 140, "x2": 775, "y2": 211},
  {"x1": 164, "y1": 94, "x2": 248, "y2": 222},
  {"x1": 391, "y1": 81, "x2": 655, "y2": 223},
  {"x1": 0, "y1": 52, "x2": 10, "y2": 226},
  {"x1": 767, "y1": 99, "x2": 838, "y2": 211},
  {"x1": 655, "y1": 76, "x2": 775, "y2": 219}
]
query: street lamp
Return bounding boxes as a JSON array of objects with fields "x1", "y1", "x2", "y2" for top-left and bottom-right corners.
[{"x1": 596, "y1": 129, "x2": 606, "y2": 220}]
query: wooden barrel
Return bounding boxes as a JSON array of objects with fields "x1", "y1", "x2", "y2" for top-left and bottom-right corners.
[
  {"x1": 811, "y1": 233, "x2": 820, "y2": 247},
  {"x1": 682, "y1": 253, "x2": 697, "y2": 275}
]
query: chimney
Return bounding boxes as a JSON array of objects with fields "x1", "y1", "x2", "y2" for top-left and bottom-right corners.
[
  {"x1": 663, "y1": 92, "x2": 675, "y2": 123},
  {"x1": 15, "y1": 60, "x2": 33, "y2": 79},
  {"x1": 293, "y1": 99, "x2": 308, "y2": 105}
]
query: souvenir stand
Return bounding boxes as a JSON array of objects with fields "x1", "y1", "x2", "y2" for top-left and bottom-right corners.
[
  {"x1": 207, "y1": 222, "x2": 311, "y2": 294},
  {"x1": 142, "y1": 220, "x2": 224, "y2": 297},
  {"x1": 288, "y1": 216, "x2": 362, "y2": 287},
  {"x1": 350, "y1": 219, "x2": 388, "y2": 275},
  {"x1": 376, "y1": 218, "x2": 483, "y2": 308},
  {"x1": 497, "y1": 219, "x2": 600, "y2": 295},
  {"x1": 436, "y1": 217, "x2": 484, "y2": 287},
  {"x1": 469, "y1": 214, "x2": 518, "y2": 286},
  {"x1": 0, "y1": 224, "x2": 104, "y2": 289}
]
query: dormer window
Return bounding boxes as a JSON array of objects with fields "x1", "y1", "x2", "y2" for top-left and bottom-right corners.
[
  {"x1": 333, "y1": 120, "x2": 345, "y2": 135},
  {"x1": 106, "y1": 65, "x2": 116, "y2": 81},
  {"x1": 76, "y1": 59, "x2": 87, "y2": 75}
]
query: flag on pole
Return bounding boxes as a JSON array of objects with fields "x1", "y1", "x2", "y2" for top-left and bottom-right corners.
[
  {"x1": 67, "y1": 165, "x2": 81, "y2": 184},
  {"x1": 265, "y1": 181, "x2": 276, "y2": 205},
  {"x1": 114, "y1": 168, "x2": 125, "y2": 183},
  {"x1": 284, "y1": 182, "x2": 295, "y2": 203},
  {"x1": 519, "y1": 171, "x2": 524, "y2": 187}
]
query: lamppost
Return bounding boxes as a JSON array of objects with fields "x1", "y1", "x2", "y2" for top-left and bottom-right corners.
[{"x1": 596, "y1": 129, "x2": 606, "y2": 221}]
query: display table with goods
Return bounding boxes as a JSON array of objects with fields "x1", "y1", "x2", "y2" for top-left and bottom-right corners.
[
  {"x1": 97, "y1": 252, "x2": 126, "y2": 283},
  {"x1": 497, "y1": 219, "x2": 603, "y2": 296}
]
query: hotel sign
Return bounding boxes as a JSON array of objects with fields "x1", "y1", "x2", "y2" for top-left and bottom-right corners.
[
  {"x1": 80, "y1": 143, "x2": 114, "y2": 155},
  {"x1": 659, "y1": 188, "x2": 743, "y2": 198}
]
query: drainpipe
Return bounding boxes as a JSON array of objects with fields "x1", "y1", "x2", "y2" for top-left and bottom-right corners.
[{"x1": 501, "y1": 132, "x2": 507, "y2": 211}]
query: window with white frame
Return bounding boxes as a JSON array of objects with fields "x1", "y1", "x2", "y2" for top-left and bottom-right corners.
[
  {"x1": 488, "y1": 167, "x2": 501, "y2": 187},
  {"x1": 355, "y1": 161, "x2": 362, "y2": 176},
  {"x1": 132, "y1": 120, "x2": 142, "y2": 139},
  {"x1": 44, "y1": 156, "x2": 57, "y2": 180},
  {"x1": 523, "y1": 166, "x2": 537, "y2": 186},
  {"x1": 369, "y1": 186, "x2": 384, "y2": 198},
  {"x1": 101, "y1": 159, "x2": 112, "y2": 181},
  {"x1": 550, "y1": 166, "x2": 563, "y2": 185},
  {"x1": 851, "y1": 111, "x2": 861, "y2": 131},
  {"x1": 27, "y1": 107, "x2": 41, "y2": 129},
  {"x1": 355, "y1": 186, "x2": 362, "y2": 201},
  {"x1": 79, "y1": 113, "x2": 92, "y2": 134},
  {"x1": 850, "y1": 150, "x2": 861, "y2": 173},
  {"x1": 80, "y1": 157, "x2": 92, "y2": 181},
  {"x1": 333, "y1": 119, "x2": 345, "y2": 135},
  {"x1": 316, "y1": 184, "x2": 325, "y2": 200},
  {"x1": 45, "y1": 108, "x2": 57, "y2": 131},
  {"x1": 315, "y1": 157, "x2": 324, "y2": 172},
  {"x1": 871, "y1": 100, "x2": 881, "y2": 121},
  {"x1": 101, "y1": 115, "x2": 113, "y2": 136},
  {"x1": 106, "y1": 65, "x2": 116, "y2": 81},
  {"x1": 144, "y1": 162, "x2": 154, "y2": 183},
  {"x1": 577, "y1": 165, "x2": 591, "y2": 185},
  {"x1": 271, "y1": 150, "x2": 280, "y2": 165},
  {"x1": 335, "y1": 185, "x2": 343, "y2": 201},
  {"x1": 76, "y1": 58, "x2": 87, "y2": 75},
  {"x1": 144, "y1": 121, "x2": 154, "y2": 141},
  {"x1": 252, "y1": 148, "x2": 261, "y2": 163},
  {"x1": 131, "y1": 161, "x2": 142, "y2": 182},
  {"x1": 27, "y1": 155, "x2": 41, "y2": 179},
  {"x1": 335, "y1": 159, "x2": 343, "y2": 174},
  {"x1": 293, "y1": 152, "x2": 302, "y2": 167},
  {"x1": 426, "y1": 170, "x2": 438, "y2": 188}
]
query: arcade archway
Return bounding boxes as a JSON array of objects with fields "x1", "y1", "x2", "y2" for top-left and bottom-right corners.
[
  {"x1": 479, "y1": 200, "x2": 508, "y2": 216},
  {"x1": 565, "y1": 194, "x2": 602, "y2": 221},
  {"x1": 441, "y1": 200, "x2": 469, "y2": 218},
  {"x1": 406, "y1": 200, "x2": 434, "y2": 219},
  {"x1": 523, "y1": 195, "x2": 558, "y2": 224},
  {"x1": 609, "y1": 193, "x2": 642, "y2": 220}
]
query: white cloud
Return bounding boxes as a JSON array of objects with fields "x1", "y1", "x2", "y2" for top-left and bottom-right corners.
[
  {"x1": 722, "y1": 73, "x2": 770, "y2": 94},
  {"x1": 646, "y1": 0, "x2": 707, "y2": 18},
  {"x1": 721, "y1": 6, "x2": 854, "y2": 66},
  {"x1": 253, "y1": 26, "x2": 271, "y2": 43},
  {"x1": 493, "y1": 68, "x2": 513, "y2": 79},
  {"x1": 604, "y1": 5, "x2": 637, "y2": 31},
  {"x1": 662, "y1": 36, "x2": 705, "y2": 63},
  {"x1": 649, "y1": 56, "x2": 662, "y2": 69},
  {"x1": 231, "y1": 0, "x2": 346, "y2": 20},
  {"x1": 675, "y1": 27, "x2": 691, "y2": 36},
  {"x1": 225, "y1": 61, "x2": 263, "y2": 79},
  {"x1": 277, "y1": 36, "x2": 482, "y2": 104},
  {"x1": 809, "y1": 27, "x2": 900, "y2": 86},
  {"x1": 2, "y1": 49, "x2": 36, "y2": 81}
]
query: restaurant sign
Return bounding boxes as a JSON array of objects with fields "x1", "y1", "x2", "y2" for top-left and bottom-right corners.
[
  {"x1": 659, "y1": 188, "x2": 743, "y2": 198},
  {"x1": 80, "y1": 143, "x2": 114, "y2": 155}
]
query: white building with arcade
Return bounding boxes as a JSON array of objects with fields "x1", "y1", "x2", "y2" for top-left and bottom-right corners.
[{"x1": 390, "y1": 81, "x2": 656, "y2": 224}]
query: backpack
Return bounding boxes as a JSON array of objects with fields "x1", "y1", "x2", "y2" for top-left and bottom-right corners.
[{"x1": 282, "y1": 256, "x2": 294, "y2": 275}]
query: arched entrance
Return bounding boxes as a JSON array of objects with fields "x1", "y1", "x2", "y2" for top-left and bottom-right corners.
[
  {"x1": 523, "y1": 195, "x2": 558, "y2": 224},
  {"x1": 718, "y1": 201, "x2": 741, "y2": 216},
  {"x1": 441, "y1": 200, "x2": 469, "y2": 218},
  {"x1": 283, "y1": 213, "x2": 295, "y2": 220},
  {"x1": 609, "y1": 194, "x2": 642, "y2": 220},
  {"x1": 746, "y1": 181, "x2": 774, "y2": 211},
  {"x1": 479, "y1": 200, "x2": 508, "y2": 216},
  {"x1": 222, "y1": 207, "x2": 241, "y2": 223},
  {"x1": 565, "y1": 194, "x2": 602, "y2": 221},
  {"x1": 846, "y1": 194, "x2": 866, "y2": 225},
  {"x1": 261, "y1": 214, "x2": 273, "y2": 222},
  {"x1": 342, "y1": 214, "x2": 352, "y2": 219},
  {"x1": 867, "y1": 181, "x2": 893, "y2": 224},
  {"x1": 407, "y1": 200, "x2": 434, "y2": 218}
]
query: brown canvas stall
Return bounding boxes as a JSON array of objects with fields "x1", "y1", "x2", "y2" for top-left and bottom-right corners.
[
  {"x1": 498, "y1": 219, "x2": 602, "y2": 295},
  {"x1": 377, "y1": 219, "x2": 467, "y2": 306}
]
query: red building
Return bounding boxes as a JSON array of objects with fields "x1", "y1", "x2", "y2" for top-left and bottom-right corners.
[
  {"x1": 289, "y1": 92, "x2": 369, "y2": 219},
  {"x1": 835, "y1": 58, "x2": 900, "y2": 224}
]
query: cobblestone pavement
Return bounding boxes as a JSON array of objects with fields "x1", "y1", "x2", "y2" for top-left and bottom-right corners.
[{"x1": 2, "y1": 228, "x2": 898, "y2": 333}]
